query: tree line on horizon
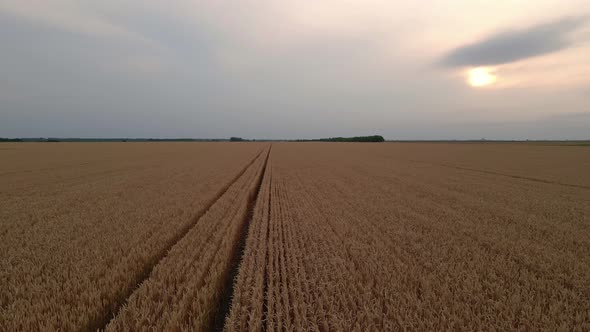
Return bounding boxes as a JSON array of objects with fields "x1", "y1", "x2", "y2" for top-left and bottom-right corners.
[
  {"x1": 294, "y1": 135, "x2": 385, "y2": 142},
  {"x1": 0, "y1": 135, "x2": 386, "y2": 143}
]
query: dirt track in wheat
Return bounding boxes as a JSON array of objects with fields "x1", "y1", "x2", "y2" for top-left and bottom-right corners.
[{"x1": 1, "y1": 142, "x2": 588, "y2": 331}]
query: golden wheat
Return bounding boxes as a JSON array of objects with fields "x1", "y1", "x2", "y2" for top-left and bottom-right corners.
[
  {"x1": 0, "y1": 142, "x2": 265, "y2": 330},
  {"x1": 225, "y1": 142, "x2": 590, "y2": 331},
  {"x1": 2, "y1": 142, "x2": 588, "y2": 331},
  {"x1": 106, "y1": 146, "x2": 270, "y2": 331}
]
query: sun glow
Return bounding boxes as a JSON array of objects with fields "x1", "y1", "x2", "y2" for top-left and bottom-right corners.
[{"x1": 468, "y1": 67, "x2": 497, "y2": 87}]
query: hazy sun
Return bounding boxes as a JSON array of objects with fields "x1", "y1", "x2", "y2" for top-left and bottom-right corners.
[{"x1": 468, "y1": 67, "x2": 497, "y2": 87}]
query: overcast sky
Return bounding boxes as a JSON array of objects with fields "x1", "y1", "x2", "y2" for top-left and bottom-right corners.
[{"x1": 1, "y1": 1, "x2": 589, "y2": 140}]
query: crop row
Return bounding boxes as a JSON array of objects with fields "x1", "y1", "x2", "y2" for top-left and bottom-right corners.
[
  {"x1": 1, "y1": 142, "x2": 588, "y2": 331},
  {"x1": 225, "y1": 143, "x2": 590, "y2": 331},
  {"x1": 224, "y1": 150, "x2": 273, "y2": 331},
  {"x1": 0, "y1": 143, "x2": 266, "y2": 330},
  {"x1": 106, "y1": 146, "x2": 270, "y2": 330}
]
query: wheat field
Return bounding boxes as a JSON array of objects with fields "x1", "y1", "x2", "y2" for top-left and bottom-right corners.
[{"x1": 1, "y1": 142, "x2": 588, "y2": 331}]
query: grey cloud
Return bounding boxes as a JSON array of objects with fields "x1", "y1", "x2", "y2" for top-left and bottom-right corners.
[
  {"x1": 389, "y1": 112, "x2": 590, "y2": 141},
  {"x1": 1, "y1": 5, "x2": 589, "y2": 141},
  {"x1": 440, "y1": 16, "x2": 587, "y2": 67}
]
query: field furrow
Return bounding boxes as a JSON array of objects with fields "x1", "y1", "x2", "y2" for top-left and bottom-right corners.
[
  {"x1": 225, "y1": 142, "x2": 590, "y2": 331},
  {"x1": 0, "y1": 143, "x2": 266, "y2": 331},
  {"x1": 3, "y1": 141, "x2": 589, "y2": 331},
  {"x1": 224, "y1": 152, "x2": 273, "y2": 331},
  {"x1": 105, "y1": 146, "x2": 271, "y2": 331}
]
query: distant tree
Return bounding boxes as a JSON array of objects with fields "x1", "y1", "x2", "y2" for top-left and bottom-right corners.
[
  {"x1": 318, "y1": 135, "x2": 385, "y2": 142},
  {"x1": 230, "y1": 137, "x2": 245, "y2": 142}
]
